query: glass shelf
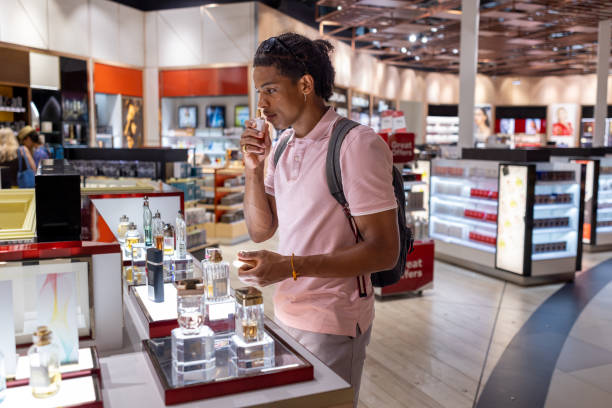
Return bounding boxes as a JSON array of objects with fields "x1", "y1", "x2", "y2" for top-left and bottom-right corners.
[{"x1": 430, "y1": 232, "x2": 496, "y2": 253}]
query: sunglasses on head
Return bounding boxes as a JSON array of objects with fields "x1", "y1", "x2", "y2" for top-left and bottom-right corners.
[{"x1": 261, "y1": 36, "x2": 308, "y2": 76}]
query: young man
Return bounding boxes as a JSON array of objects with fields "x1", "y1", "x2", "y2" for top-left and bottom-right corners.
[{"x1": 238, "y1": 32, "x2": 399, "y2": 404}]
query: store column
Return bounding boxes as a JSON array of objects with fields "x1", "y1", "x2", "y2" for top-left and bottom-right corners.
[
  {"x1": 593, "y1": 19, "x2": 611, "y2": 147},
  {"x1": 457, "y1": 0, "x2": 480, "y2": 151},
  {"x1": 144, "y1": 68, "x2": 160, "y2": 147}
]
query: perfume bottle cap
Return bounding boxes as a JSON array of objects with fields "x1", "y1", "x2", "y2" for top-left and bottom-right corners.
[
  {"x1": 34, "y1": 326, "x2": 52, "y2": 346},
  {"x1": 154, "y1": 210, "x2": 160, "y2": 219},
  {"x1": 207, "y1": 248, "x2": 223, "y2": 263},
  {"x1": 128, "y1": 222, "x2": 137, "y2": 230},
  {"x1": 235, "y1": 286, "x2": 263, "y2": 307},
  {"x1": 176, "y1": 278, "x2": 205, "y2": 296},
  {"x1": 144, "y1": 196, "x2": 149, "y2": 205},
  {"x1": 120, "y1": 214, "x2": 129, "y2": 222}
]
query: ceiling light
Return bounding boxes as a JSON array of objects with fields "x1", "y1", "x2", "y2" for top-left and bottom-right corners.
[
  {"x1": 204, "y1": 3, "x2": 219, "y2": 7},
  {"x1": 337, "y1": 5, "x2": 342, "y2": 10},
  {"x1": 431, "y1": 27, "x2": 438, "y2": 32},
  {"x1": 452, "y1": 48, "x2": 459, "y2": 54},
  {"x1": 373, "y1": 41, "x2": 381, "y2": 48},
  {"x1": 553, "y1": 46, "x2": 558, "y2": 51},
  {"x1": 371, "y1": 28, "x2": 377, "y2": 33},
  {"x1": 401, "y1": 47, "x2": 407, "y2": 53},
  {"x1": 512, "y1": 79, "x2": 521, "y2": 85},
  {"x1": 421, "y1": 36, "x2": 428, "y2": 44},
  {"x1": 409, "y1": 34, "x2": 417, "y2": 43},
  {"x1": 438, "y1": 33, "x2": 444, "y2": 39},
  {"x1": 441, "y1": 48, "x2": 446, "y2": 53},
  {"x1": 415, "y1": 56, "x2": 421, "y2": 61}
]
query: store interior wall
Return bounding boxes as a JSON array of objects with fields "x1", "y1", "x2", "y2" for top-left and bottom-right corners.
[
  {"x1": 160, "y1": 95, "x2": 249, "y2": 131},
  {"x1": 1, "y1": 0, "x2": 610, "y2": 146}
]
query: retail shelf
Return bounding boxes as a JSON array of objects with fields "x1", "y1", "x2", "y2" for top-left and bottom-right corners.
[
  {"x1": 217, "y1": 168, "x2": 244, "y2": 176},
  {"x1": 217, "y1": 186, "x2": 245, "y2": 193},
  {"x1": 432, "y1": 174, "x2": 498, "y2": 183},
  {"x1": 198, "y1": 203, "x2": 216, "y2": 210},
  {"x1": 597, "y1": 207, "x2": 612, "y2": 213},
  {"x1": 532, "y1": 227, "x2": 576, "y2": 234},
  {"x1": 217, "y1": 203, "x2": 243, "y2": 211},
  {"x1": 431, "y1": 213, "x2": 497, "y2": 230},
  {"x1": 202, "y1": 186, "x2": 215, "y2": 192},
  {"x1": 187, "y1": 222, "x2": 208, "y2": 233},
  {"x1": 407, "y1": 207, "x2": 426, "y2": 212},
  {"x1": 430, "y1": 232, "x2": 496, "y2": 253},
  {"x1": 0, "y1": 106, "x2": 26, "y2": 112},
  {"x1": 535, "y1": 181, "x2": 578, "y2": 187},
  {"x1": 432, "y1": 194, "x2": 498, "y2": 207},
  {"x1": 404, "y1": 181, "x2": 426, "y2": 188},
  {"x1": 532, "y1": 250, "x2": 576, "y2": 261},
  {"x1": 534, "y1": 203, "x2": 576, "y2": 211},
  {"x1": 597, "y1": 226, "x2": 612, "y2": 233}
]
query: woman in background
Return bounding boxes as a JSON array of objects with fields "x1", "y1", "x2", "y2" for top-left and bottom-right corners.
[
  {"x1": 17, "y1": 126, "x2": 38, "y2": 171},
  {"x1": 0, "y1": 128, "x2": 20, "y2": 188}
]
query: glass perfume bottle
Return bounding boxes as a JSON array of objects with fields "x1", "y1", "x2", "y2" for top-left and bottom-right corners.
[
  {"x1": 143, "y1": 196, "x2": 153, "y2": 247},
  {"x1": 163, "y1": 223, "x2": 175, "y2": 257},
  {"x1": 204, "y1": 248, "x2": 230, "y2": 301},
  {"x1": 124, "y1": 222, "x2": 141, "y2": 257},
  {"x1": 117, "y1": 214, "x2": 130, "y2": 243},
  {"x1": 176, "y1": 280, "x2": 205, "y2": 335},
  {"x1": 153, "y1": 210, "x2": 164, "y2": 250},
  {"x1": 28, "y1": 326, "x2": 61, "y2": 398},
  {"x1": 175, "y1": 210, "x2": 187, "y2": 259},
  {"x1": 231, "y1": 287, "x2": 274, "y2": 373}
]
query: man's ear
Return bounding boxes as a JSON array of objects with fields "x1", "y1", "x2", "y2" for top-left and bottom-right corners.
[{"x1": 299, "y1": 74, "x2": 316, "y2": 97}]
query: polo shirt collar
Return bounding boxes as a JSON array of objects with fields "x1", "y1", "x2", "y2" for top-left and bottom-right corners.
[{"x1": 301, "y1": 107, "x2": 340, "y2": 141}]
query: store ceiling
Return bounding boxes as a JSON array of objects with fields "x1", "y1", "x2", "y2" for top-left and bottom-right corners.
[{"x1": 315, "y1": 0, "x2": 612, "y2": 76}]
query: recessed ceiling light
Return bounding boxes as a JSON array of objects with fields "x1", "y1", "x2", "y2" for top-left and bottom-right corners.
[
  {"x1": 337, "y1": 5, "x2": 342, "y2": 10},
  {"x1": 409, "y1": 34, "x2": 417, "y2": 43},
  {"x1": 371, "y1": 28, "x2": 377, "y2": 33},
  {"x1": 401, "y1": 47, "x2": 407, "y2": 53},
  {"x1": 441, "y1": 48, "x2": 446, "y2": 52},
  {"x1": 431, "y1": 27, "x2": 438, "y2": 32},
  {"x1": 415, "y1": 56, "x2": 421, "y2": 61},
  {"x1": 553, "y1": 46, "x2": 558, "y2": 51},
  {"x1": 421, "y1": 36, "x2": 428, "y2": 43},
  {"x1": 452, "y1": 48, "x2": 459, "y2": 54}
]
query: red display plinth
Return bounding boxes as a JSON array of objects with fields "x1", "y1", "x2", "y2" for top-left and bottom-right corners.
[{"x1": 374, "y1": 240, "x2": 434, "y2": 296}]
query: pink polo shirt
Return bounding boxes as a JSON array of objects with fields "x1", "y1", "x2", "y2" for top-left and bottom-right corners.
[{"x1": 264, "y1": 107, "x2": 397, "y2": 337}]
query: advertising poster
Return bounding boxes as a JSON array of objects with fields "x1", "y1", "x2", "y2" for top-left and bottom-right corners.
[
  {"x1": 37, "y1": 272, "x2": 79, "y2": 364},
  {"x1": 122, "y1": 96, "x2": 143, "y2": 149},
  {"x1": 474, "y1": 104, "x2": 493, "y2": 144},
  {"x1": 548, "y1": 103, "x2": 578, "y2": 147}
]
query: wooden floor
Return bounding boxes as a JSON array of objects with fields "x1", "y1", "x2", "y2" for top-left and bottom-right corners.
[{"x1": 221, "y1": 236, "x2": 612, "y2": 408}]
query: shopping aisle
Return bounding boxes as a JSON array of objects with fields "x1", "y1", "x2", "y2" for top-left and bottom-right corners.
[{"x1": 220, "y1": 237, "x2": 612, "y2": 408}]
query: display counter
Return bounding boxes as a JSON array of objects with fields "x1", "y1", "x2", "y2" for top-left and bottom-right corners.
[{"x1": 430, "y1": 150, "x2": 583, "y2": 285}]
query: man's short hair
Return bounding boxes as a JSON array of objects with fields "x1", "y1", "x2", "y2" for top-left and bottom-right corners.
[{"x1": 254, "y1": 33, "x2": 336, "y2": 102}]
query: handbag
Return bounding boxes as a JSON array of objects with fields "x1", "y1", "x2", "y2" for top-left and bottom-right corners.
[{"x1": 17, "y1": 146, "x2": 35, "y2": 188}]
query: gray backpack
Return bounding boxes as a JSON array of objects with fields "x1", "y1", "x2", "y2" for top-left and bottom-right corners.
[{"x1": 273, "y1": 117, "x2": 412, "y2": 292}]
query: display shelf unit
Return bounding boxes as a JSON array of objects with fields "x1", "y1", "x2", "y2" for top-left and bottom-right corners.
[
  {"x1": 430, "y1": 156, "x2": 583, "y2": 285},
  {"x1": 425, "y1": 116, "x2": 459, "y2": 145}
]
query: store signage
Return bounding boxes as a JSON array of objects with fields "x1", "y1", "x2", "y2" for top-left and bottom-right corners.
[
  {"x1": 388, "y1": 132, "x2": 415, "y2": 163},
  {"x1": 392, "y1": 110, "x2": 407, "y2": 133},
  {"x1": 379, "y1": 240, "x2": 434, "y2": 295},
  {"x1": 381, "y1": 110, "x2": 394, "y2": 133}
]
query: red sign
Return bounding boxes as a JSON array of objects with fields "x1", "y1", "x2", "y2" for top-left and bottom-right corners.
[
  {"x1": 387, "y1": 132, "x2": 415, "y2": 163},
  {"x1": 379, "y1": 240, "x2": 434, "y2": 295}
]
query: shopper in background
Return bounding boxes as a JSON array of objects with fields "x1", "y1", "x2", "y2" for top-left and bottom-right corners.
[
  {"x1": 0, "y1": 127, "x2": 19, "y2": 188},
  {"x1": 16, "y1": 126, "x2": 38, "y2": 188},
  {"x1": 33, "y1": 134, "x2": 50, "y2": 167},
  {"x1": 238, "y1": 32, "x2": 399, "y2": 406}
]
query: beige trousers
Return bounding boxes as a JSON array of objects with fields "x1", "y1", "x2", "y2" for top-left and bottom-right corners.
[{"x1": 277, "y1": 320, "x2": 372, "y2": 408}]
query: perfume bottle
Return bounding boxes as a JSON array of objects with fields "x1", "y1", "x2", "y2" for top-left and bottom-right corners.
[
  {"x1": 117, "y1": 214, "x2": 130, "y2": 243},
  {"x1": 143, "y1": 196, "x2": 153, "y2": 247},
  {"x1": 28, "y1": 326, "x2": 61, "y2": 398},
  {"x1": 176, "y1": 280, "x2": 205, "y2": 335},
  {"x1": 234, "y1": 287, "x2": 264, "y2": 343},
  {"x1": 163, "y1": 224, "x2": 175, "y2": 257},
  {"x1": 125, "y1": 222, "x2": 141, "y2": 257},
  {"x1": 204, "y1": 248, "x2": 230, "y2": 301},
  {"x1": 254, "y1": 108, "x2": 265, "y2": 132},
  {"x1": 175, "y1": 211, "x2": 187, "y2": 259},
  {"x1": 153, "y1": 210, "x2": 164, "y2": 250},
  {"x1": 146, "y1": 248, "x2": 164, "y2": 303}
]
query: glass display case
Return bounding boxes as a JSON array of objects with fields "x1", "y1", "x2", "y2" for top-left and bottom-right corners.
[
  {"x1": 430, "y1": 157, "x2": 582, "y2": 284},
  {"x1": 576, "y1": 157, "x2": 612, "y2": 250}
]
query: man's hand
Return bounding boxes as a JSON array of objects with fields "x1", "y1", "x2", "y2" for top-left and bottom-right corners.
[
  {"x1": 237, "y1": 250, "x2": 291, "y2": 287},
  {"x1": 240, "y1": 120, "x2": 271, "y2": 170}
]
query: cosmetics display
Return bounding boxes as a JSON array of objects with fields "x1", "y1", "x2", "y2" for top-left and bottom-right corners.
[
  {"x1": 147, "y1": 248, "x2": 164, "y2": 303},
  {"x1": 171, "y1": 280, "x2": 216, "y2": 383},
  {"x1": 430, "y1": 157, "x2": 582, "y2": 283},
  {"x1": 28, "y1": 326, "x2": 62, "y2": 398},
  {"x1": 230, "y1": 287, "x2": 274, "y2": 373},
  {"x1": 426, "y1": 116, "x2": 459, "y2": 145}
]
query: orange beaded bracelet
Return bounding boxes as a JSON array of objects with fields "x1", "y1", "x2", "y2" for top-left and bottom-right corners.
[{"x1": 291, "y1": 253, "x2": 297, "y2": 281}]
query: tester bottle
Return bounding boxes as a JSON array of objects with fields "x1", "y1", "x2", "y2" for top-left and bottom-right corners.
[
  {"x1": 175, "y1": 210, "x2": 187, "y2": 259},
  {"x1": 163, "y1": 223, "x2": 175, "y2": 257},
  {"x1": 143, "y1": 196, "x2": 153, "y2": 246},
  {"x1": 153, "y1": 210, "x2": 164, "y2": 250},
  {"x1": 204, "y1": 248, "x2": 230, "y2": 301},
  {"x1": 28, "y1": 326, "x2": 61, "y2": 398}
]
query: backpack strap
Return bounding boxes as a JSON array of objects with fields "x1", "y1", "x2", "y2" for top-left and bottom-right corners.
[
  {"x1": 273, "y1": 134, "x2": 291, "y2": 167},
  {"x1": 325, "y1": 117, "x2": 360, "y2": 210}
]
